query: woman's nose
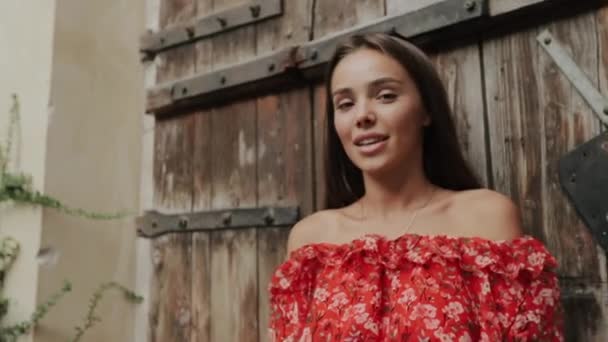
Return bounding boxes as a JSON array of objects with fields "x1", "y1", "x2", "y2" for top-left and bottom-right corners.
[{"x1": 355, "y1": 102, "x2": 376, "y2": 128}]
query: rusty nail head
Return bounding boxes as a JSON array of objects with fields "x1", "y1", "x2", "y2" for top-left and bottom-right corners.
[
  {"x1": 268, "y1": 63, "x2": 276, "y2": 72},
  {"x1": 310, "y1": 49, "x2": 318, "y2": 60},
  {"x1": 151, "y1": 221, "x2": 158, "y2": 228},
  {"x1": 222, "y1": 212, "x2": 232, "y2": 225},
  {"x1": 186, "y1": 27, "x2": 195, "y2": 38},
  {"x1": 178, "y1": 217, "x2": 188, "y2": 229},
  {"x1": 220, "y1": 76, "x2": 227, "y2": 84},
  {"x1": 264, "y1": 211, "x2": 275, "y2": 225},
  {"x1": 544, "y1": 37, "x2": 551, "y2": 45},
  {"x1": 250, "y1": 5, "x2": 261, "y2": 18},
  {"x1": 217, "y1": 17, "x2": 227, "y2": 27},
  {"x1": 159, "y1": 37, "x2": 166, "y2": 45},
  {"x1": 182, "y1": 87, "x2": 188, "y2": 95},
  {"x1": 464, "y1": 0, "x2": 476, "y2": 11}
]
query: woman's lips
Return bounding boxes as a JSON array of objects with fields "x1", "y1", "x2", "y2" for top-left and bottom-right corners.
[{"x1": 356, "y1": 137, "x2": 388, "y2": 155}]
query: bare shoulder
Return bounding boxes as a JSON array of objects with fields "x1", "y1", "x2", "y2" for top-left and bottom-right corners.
[
  {"x1": 450, "y1": 189, "x2": 524, "y2": 241},
  {"x1": 286, "y1": 210, "x2": 337, "y2": 255}
]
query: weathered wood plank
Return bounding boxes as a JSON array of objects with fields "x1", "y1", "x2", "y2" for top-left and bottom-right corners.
[
  {"x1": 208, "y1": 101, "x2": 258, "y2": 341},
  {"x1": 538, "y1": 12, "x2": 602, "y2": 279},
  {"x1": 430, "y1": 45, "x2": 490, "y2": 186},
  {"x1": 482, "y1": 28, "x2": 545, "y2": 237},
  {"x1": 313, "y1": 0, "x2": 386, "y2": 39},
  {"x1": 150, "y1": 1, "x2": 196, "y2": 341},
  {"x1": 312, "y1": 84, "x2": 327, "y2": 210},
  {"x1": 537, "y1": 12, "x2": 607, "y2": 338},
  {"x1": 256, "y1": 89, "x2": 314, "y2": 341}
]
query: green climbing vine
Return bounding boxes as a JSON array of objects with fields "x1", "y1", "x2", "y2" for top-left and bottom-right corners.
[
  {"x1": 0, "y1": 94, "x2": 131, "y2": 219},
  {"x1": 0, "y1": 95, "x2": 142, "y2": 341}
]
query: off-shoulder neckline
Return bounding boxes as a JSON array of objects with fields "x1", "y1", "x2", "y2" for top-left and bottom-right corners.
[{"x1": 289, "y1": 231, "x2": 536, "y2": 257}]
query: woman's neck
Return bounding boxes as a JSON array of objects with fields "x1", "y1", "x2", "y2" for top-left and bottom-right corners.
[{"x1": 359, "y1": 163, "x2": 435, "y2": 220}]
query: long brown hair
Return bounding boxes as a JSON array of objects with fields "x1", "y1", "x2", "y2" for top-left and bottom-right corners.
[{"x1": 323, "y1": 32, "x2": 481, "y2": 209}]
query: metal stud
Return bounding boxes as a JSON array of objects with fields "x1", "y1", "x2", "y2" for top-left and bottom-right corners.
[
  {"x1": 250, "y1": 5, "x2": 261, "y2": 18},
  {"x1": 186, "y1": 27, "x2": 195, "y2": 39},
  {"x1": 216, "y1": 17, "x2": 227, "y2": 28},
  {"x1": 222, "y1": 212, "x2": 232, "y2": 226},
  {"x1": 464, "y1": 0, "x2": 476, "y2": 12}
]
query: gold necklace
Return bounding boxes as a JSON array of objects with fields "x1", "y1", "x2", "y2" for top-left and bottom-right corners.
[
  {"x1": 402, "y1": 186, "x2": 437, "y2": 234},
  {"x1": 359, "y1": 186, "x2": 438, "y2": 233}
]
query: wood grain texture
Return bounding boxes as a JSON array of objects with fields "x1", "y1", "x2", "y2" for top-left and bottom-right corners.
[
  {"x1": 537, "y1": 12, "x2": 607, "y2": 338},
  {"x1": 150, "y1": 1, "x2": 197, "y2": 341},
  {"x1": 482, "y1": 27, "x2": 545, "y2": 236},
  {"x1": 208, "y1": 3, "x2": 259, "y2": 330},
  {"x1": 538, "y1": 12, "x2": 602, "y2": 279},
  {"x1": 256, "y1": 89, "x2": 314, "y2": 341},
  {"x1": 430, "y1": 45, "x2": 489, "y2": 186},
  {"x1": 312, "y1": 84, "x2": 327, "y2": 210},
  {"x1": 313, "y1": 0, "x2": 385, "y2": 39}
]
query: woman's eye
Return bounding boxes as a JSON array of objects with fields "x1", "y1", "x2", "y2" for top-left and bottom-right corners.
[
  {"x1": 378, "y1": 92, "x2": 397, "y2": 102},
  {"x1": 336, "y1": 102, "x2": 353, "y2": 111}
]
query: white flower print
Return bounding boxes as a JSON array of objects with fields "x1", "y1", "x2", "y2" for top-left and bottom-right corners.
[
  {"x1": 407, "y1": 250, "x2": 424, "y2": 263},
  {"x1": 409, "y1": 303, "x2": 437, "y2": 320},
  {"x1": 364, "y1": 320, "x2": 379, "y2": 334},
  {"x1": 298, "y1": 327, "x2": 312, "y2": 342},
  {"x1": 363, "y1": 236, "x2": 378, "y2": 250},
  {"x1": 480, "y1": 280, "x2": 491, "y2": 296},
  {"x1": 328, "y1": 292, "x2": 348, "y2": 311},
  {"x1": 313, "y1": 287, "x2": 330, "y2": 302},
  {"x1": 463, "y1": 244, "x2": 478, "y2": 257},
  {"x1": 287, "y1": 304, "x2": 299, "y2": 324},
  {"x1": 279, "y1": 277, "x2": 290, "y2": 289},
  {"x1": 475, "y1": 255, "x2": 493, "y2": 268},
  {"x1": 459, "y1": 332, "x2": 472, "y2": 342},
  {"x1": 424, "y1": 318, "x2": 440, "y2": 330},
  {"x1": 353, "y1": 303, "x2": 367, "y2": 314},
  {"x1": 398, "y1": 288, "x2": 417, "y2": 304},
  {"x1": 526, "y1": 310, "x2": 541, "y2": 324},
  {"x1": 354, "y1": 311, "x2": 370, "y2": 324},
  {"x1": 527, "y1": 252, "x2": 545, "y2": 267},
  {"x1": 432, "y1": 330, "x2": 454, "y2": 342},
  {"x1": 534, "y1": 288, "x2": 555, "y2": 306},
  {"x1": 443, "y1": 301, "x2": 464, "y2": 318}
]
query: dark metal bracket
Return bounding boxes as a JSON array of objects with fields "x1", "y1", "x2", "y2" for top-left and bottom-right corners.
[
  {"x1": 145, "y1": 0, "x2": 487, "y2": 115},
  {"x1": 141, "y1": 0, "x2": 283, "y2": 55},
  {"x1": 538, "y1": 30, "x2": 608, "y2": 250},
  {"x1": 136, "y1": 206, "x2": 300, "y2": 238},
  {"x1": 559, "y1": 133, "x2": 608, "y2": 251}
]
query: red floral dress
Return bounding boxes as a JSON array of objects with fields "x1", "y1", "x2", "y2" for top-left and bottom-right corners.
[{"x1": 268, "y1": 233, "x2": 564, "y2": 341}]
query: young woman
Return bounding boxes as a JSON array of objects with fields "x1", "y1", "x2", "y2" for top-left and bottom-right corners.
[{"x1": 269, "y1": 33, "x2": 563, "y2": 341}]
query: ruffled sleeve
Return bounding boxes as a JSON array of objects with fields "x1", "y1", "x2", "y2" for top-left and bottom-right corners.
[{"x1": 506, "y1": 264, "x2": 564, "y2": 341}]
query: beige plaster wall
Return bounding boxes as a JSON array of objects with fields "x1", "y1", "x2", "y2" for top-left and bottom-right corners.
[
  {"x1": 0, "y1": 2, "x2": 56, "y2": 342},
  {"x1": 35, "y1": 0, "x2": 144, "y2": 341}
]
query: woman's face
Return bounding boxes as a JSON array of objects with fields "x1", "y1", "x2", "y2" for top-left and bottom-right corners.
[{"x1": 330, "y1": 48, "x2": 430, "y2": 175}]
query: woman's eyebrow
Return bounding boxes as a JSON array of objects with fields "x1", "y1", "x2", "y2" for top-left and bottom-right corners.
[
  {"x1": 331, "y1": 77, "x2": 403, "y2": 97},
  {"x1": 369, "y1": 77, "x2": 403, "y2": 87}
]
